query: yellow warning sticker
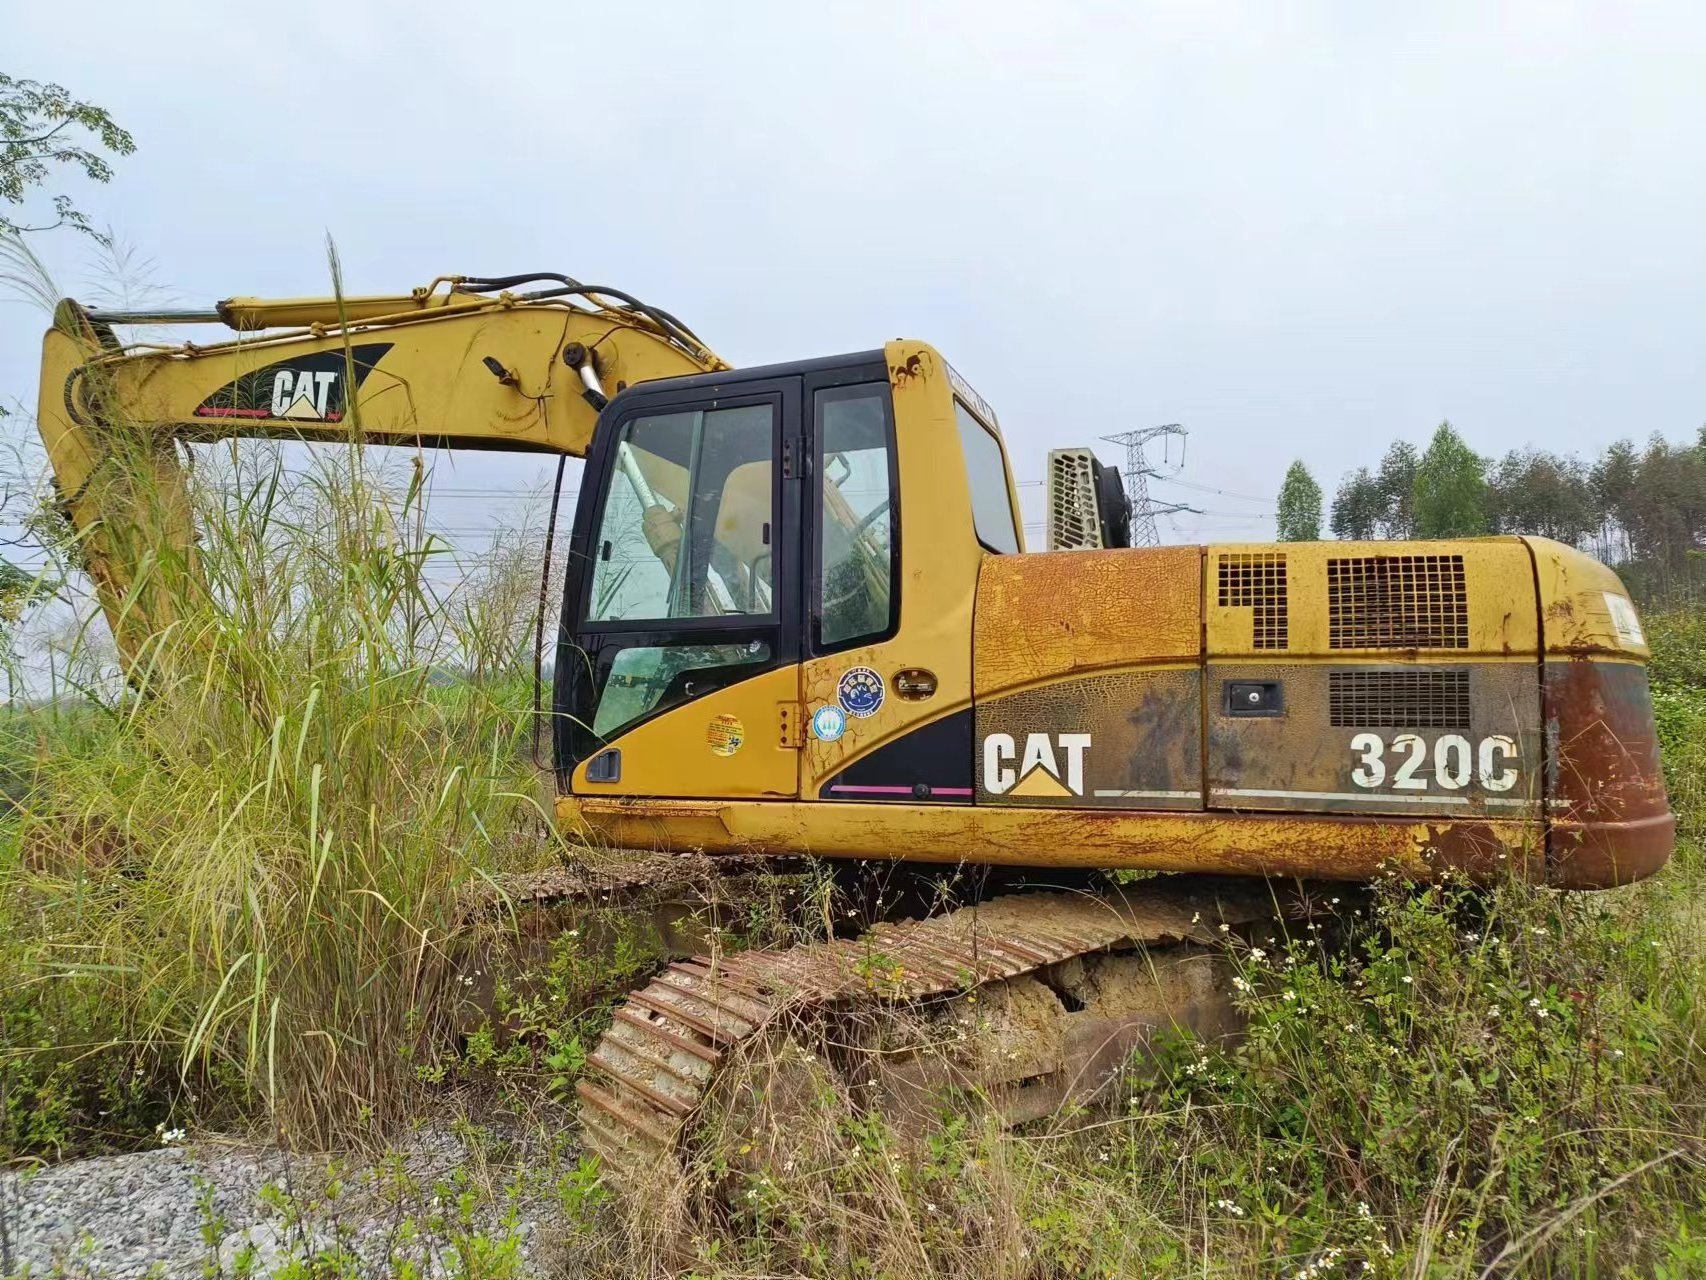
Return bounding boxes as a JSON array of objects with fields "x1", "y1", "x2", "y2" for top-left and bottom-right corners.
[{"x1": 707, "y1": 713, "x2": 746, "y2": 757}]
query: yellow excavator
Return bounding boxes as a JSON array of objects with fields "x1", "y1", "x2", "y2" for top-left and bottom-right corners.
[{"x1": 35, "y1": 274, "x2": 1673, "y2": 1187}]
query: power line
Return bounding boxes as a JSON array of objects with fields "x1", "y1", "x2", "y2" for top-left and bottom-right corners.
[{"x1": 1152, "y1": 475, "x2": 1276, "y2": 505}]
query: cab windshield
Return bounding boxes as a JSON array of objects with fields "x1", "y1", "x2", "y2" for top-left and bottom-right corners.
[{"x1": 586, "y1": 403, "x2": 776, "y2": 622}]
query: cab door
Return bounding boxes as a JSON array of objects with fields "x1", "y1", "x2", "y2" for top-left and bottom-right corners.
[{"x1": 556, "y1": 377, "x2": 802, "y2": 799}]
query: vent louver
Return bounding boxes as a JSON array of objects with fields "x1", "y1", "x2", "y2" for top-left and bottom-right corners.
[
  {"x1": 1328, "y1": 554, "x2": 1469, "y2": 649},
  {"x1": 1328, "y1": 669, "x2": 1472, "y2": 729},
  {"x1": 1218, "y1": 553, "x2": 1288, "y2": 649}
]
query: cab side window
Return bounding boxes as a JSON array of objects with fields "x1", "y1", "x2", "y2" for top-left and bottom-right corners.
[
  {"x1": 816, "y1": 385, "x2": 896, "y2": 649},
  {"x1": 954, "y1": 401, "x2": 1020, "y2": 554}
]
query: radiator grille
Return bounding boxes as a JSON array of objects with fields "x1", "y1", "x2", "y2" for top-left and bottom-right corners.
[
  {"x1": 1218, "y1": 553, "x2": 1288, "y2": 649},
  {"x1": 1328, "y1": 554, "x2": 1469, "y2": 649},
  {"x1": 1046, "y1": 449, "x2": 1103, "y2": 550},
  {"x1": 1328, "y1": 668, "x2": 1472, "y2": 729}
]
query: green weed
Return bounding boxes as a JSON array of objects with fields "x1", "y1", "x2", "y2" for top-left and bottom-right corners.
[{"x1": 0, "y1": 327, "x2": 562, "y2": 1151}]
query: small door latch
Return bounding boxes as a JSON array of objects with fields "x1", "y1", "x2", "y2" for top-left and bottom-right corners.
[
  {"x1": 1224, "y1": 680, "x2": 1284, "y2": 717},
  {"x1": 584, "y1": 748, "x2": 621, "y2": 782}
]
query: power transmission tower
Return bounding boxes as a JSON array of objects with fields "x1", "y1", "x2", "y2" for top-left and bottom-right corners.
[{"x1": 1100, "y1": 424, "x2": 1196, "y2": 546}]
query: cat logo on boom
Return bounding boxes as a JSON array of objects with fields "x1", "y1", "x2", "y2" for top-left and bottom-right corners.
[
  {"x1": 271, "y1": 368, "x2": 340, "y2": 419},
  {"x1": 192, "y1": 344, "x2": 393, "y2": 423},
  {"x1": 982, "y1": 732, "x2": 1092, "y2": 798}
]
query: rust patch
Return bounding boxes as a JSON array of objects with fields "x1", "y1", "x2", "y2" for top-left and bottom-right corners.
[
  {"x1": 1543, "y1": 659, "x2": 1673, "y2": 887},
  {"x1": 889, "y1": 351, "x2": 931, "y2": 387},
  {"x1": 566, "y1": 795, "x2": 1543, "y2": 885},
  {"x1": 975, "y1": 545, "x2": 1201, "y2": 699}
]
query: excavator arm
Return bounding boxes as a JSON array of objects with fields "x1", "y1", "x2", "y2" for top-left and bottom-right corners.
[{"x1": 35, "y1": 274, "x2": 728, "y2": 664}]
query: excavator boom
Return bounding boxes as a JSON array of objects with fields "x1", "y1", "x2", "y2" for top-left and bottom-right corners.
[{"x1": 36, "y1": 275, "x2": 726, "y2": 659}]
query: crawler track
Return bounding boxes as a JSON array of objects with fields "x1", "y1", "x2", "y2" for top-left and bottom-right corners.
[
  {"x1": 577, "y1": 875, "x2": 1314, "y2": 1190},
  {"x1": 450, "y1": 849, "x2": 814, "y2": 1034}
]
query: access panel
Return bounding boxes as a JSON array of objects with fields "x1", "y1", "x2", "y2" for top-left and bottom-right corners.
[
  {"x1": 1203, "y1": 541, "x2": 1543, "y2": 820},
  {"x1": 971, "y1": 545, "x2": 1206, "y2": 810}
]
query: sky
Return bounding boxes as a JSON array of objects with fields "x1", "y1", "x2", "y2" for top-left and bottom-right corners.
[{"x1": 3, "y1": 0, "x2": 1704, "y2": 562}]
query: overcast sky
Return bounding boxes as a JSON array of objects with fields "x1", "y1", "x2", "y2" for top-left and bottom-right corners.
[{"x1": 4, "y1": 0, "x2": 1703, "y2": 554}]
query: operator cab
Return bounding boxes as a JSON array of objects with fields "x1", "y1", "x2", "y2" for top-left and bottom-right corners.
[{"x1": 553, "y1": 344, "x2": 1023, "y2": 796}]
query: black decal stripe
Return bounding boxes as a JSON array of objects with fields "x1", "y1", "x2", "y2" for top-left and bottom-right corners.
[
  {"x1": 821, "y1": 708, "x2": 973, "y2": 803},
  {"x1": 193, "y1": 343, "x2": 392, "y2": 418}
]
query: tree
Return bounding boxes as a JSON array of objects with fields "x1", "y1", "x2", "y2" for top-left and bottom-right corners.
[
  {"x1": 1413, "y1": 421, "x2": 1488, "y2": 538},
  {"x1": 1275, "y1": 461, "x2": 1322, "y2": 541},
  {"x1": 1, "y1": 72, "x2": 134, "y2": 238},
  {"x1": 1374, "y1": 441, "x2": 1420, "y2": 539},
  {"x1": 1486, "y1": 448, "x2": 1598, "y2": 546},
  {"x1": 1626, "y1": 433, "x2": 1706, "y2": 581},
  {"x1": 1329, "y1": 467, "x2": 1384, "y2": 540},
  {"x1": 1590, "y1": 439, "x2": 1640, "y2": 563}
]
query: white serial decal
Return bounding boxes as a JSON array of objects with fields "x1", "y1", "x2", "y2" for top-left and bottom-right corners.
[{"x1": 1348, "y1": 732, "x2": 1518, "y2": 793}]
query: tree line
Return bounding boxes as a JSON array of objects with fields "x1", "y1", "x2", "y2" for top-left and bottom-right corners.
[{"x1": 1275, "y1": 422, "x2": 1706, "y2": 597}]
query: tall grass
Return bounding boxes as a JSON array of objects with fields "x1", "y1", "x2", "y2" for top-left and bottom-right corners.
[{"x1": 1, "y1": 268, "x2": 562, "y2": 1149}]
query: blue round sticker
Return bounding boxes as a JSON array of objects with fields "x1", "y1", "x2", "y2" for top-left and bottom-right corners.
[
  {"x1": 810, "y1": 705, "x2": 846, "y2": 742},
  {"x1": 837, "y1": 667, "x2": 885, "y2": 718}
]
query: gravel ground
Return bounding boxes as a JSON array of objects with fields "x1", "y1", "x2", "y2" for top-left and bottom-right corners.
[{"x1": 0, "y1": 1126, "x2": 566, "y2": 1279}]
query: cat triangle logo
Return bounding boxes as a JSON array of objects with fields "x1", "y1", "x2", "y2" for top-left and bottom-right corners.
[
  {"x1": 981, "y1": 732, "x2": 1091, "y2": 798},
  {"x1": 1008, "y1": 766, "x2": 1073, "y2": 798},
  {"x1": 280, "y1": 388, "x2": 325, "y2": 419},
  {"x1": 272, "y1": 369, "x2": 340, "y2": 420}
]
